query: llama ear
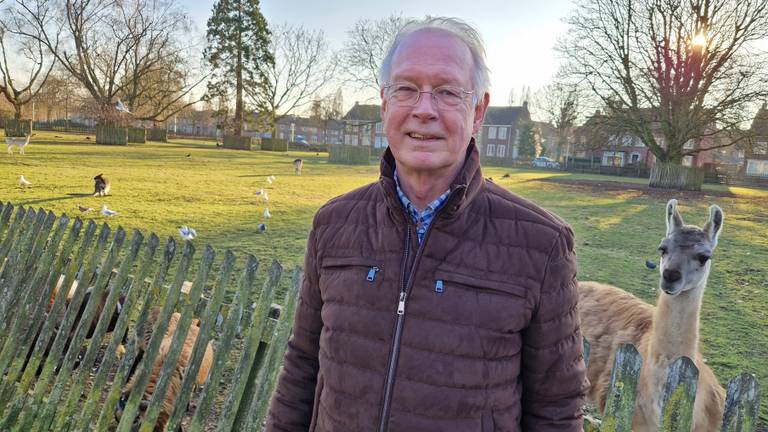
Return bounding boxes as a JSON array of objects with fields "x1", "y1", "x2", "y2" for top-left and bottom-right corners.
[
  {"x1": 703, "y1": 204, "x2": 724, "y2": 248},
  {"x1": 665, "y1": 199, "x2": 683, "y2": 235}
]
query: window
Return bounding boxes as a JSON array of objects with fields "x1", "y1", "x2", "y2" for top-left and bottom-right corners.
[
  {"x1": 746, "y1": 159, "x2": 768, "y2": 177},
  {"x1": 602, "y1": 151, "x2": 625, "y2": 167},
  {"x1": 498, "y1": 127, "x2": 507, "y2": 140},
  {"x1": 488, "y1": 126, "x2": 497, "y2": 140},
  {"x1": 486, "y1": 144, "x2": 496, "y2": 156},
  {"x1": 497, "y1": 145, "x2": 506, "y2": 157},
  {"x1": 683, "y1": 139, "x2": 695, "y2": 150},
  {"x1": 631, "y1": 153, "x2": 641, "y2": 163},
  {"x1": 682, "y1": 156, "x2": 694, "y2": 167},
  {"x1": 376, "y1": 122, "x2": 383, "y2": 133}
]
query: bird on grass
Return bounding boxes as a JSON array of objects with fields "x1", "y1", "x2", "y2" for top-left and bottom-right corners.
[
  {"x1": 100, "y1": 204, "x2": 118, "y2": 217},
  {"x1": 19, "y1": 175, "x2": 32, "y2": 187},
  {"x1": 179, "y1": 226, "x2": 197, "y2": 241},
  {"x1": 257, "y1": 223, "x2": 266, "y2": 233},
  {"x1": 78, "y1": 205, "x2": 93, "y2": 212},
  {"x1": 263, "y1": 208, "x2": 271, "y2": 218},
  {"x1": 501, "y1": 173, "x2": 511, "y2": 179},
  {"x1": 255, "y1": 187, "x2": 264, "y2": 196},
  {"x1": 186, "y1": 153, "x2": 191, "y2": 158},
  {"x1": 266, "y1": 176, "x2": 273, "y2": 185}
]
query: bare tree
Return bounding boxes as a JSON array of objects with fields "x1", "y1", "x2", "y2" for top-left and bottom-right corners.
[
  {"x1": 342, "y1": 14, "x2": 405, "y2": 93},
  {"x1": 250, "y1": 23, "x2": 340, "y2": 133},
  {"x1": 10, "y1": 0, "x2": 204, "y2": 125},
  {"x1": 559, "y1": 0, "x2": 768, "y2": 164},
  {"x1": 536, "y1": 80, "x2": 582, "y2": 162},
  {"x1": 0, "y1": 7, "x2": 55, "y2": 122}
]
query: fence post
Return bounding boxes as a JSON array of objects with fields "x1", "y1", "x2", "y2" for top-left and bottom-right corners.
[
  {"x1": 659, "y1": 356, "x2": 699, "y2": 431},
  {"x1": 602, "y1": 344, "x2": 643, "y2": 431},
  {"x1": 721, "y1": 373, "x2": 761, "y2": 432}
]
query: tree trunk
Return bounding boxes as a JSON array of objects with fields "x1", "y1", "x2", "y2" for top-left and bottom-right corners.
[
  {"x1": 13, "y1": 105, "x2": 22, "y2": 120},
  {"x1": 233, "y1": 7, "x2": 243, "y2": 137}
]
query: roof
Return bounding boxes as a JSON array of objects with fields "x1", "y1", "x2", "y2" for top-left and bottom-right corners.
[
  {"x1": 483, "y1": 105, "x2": 530, "y2": 126},
  {"x1": 750, "y1": 102, "x2": 768, "y2": 136},
  {"x1": 343, "y1": 103, "x2": 381, "y2": 122}
]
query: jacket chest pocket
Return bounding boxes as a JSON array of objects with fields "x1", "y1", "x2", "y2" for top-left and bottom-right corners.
[
  {"x1": 434, "y1": 269, "x2": 527, "y2": 299},
  {"x1": 319, "y1": 256, "x2": 384, "y2": 301}
]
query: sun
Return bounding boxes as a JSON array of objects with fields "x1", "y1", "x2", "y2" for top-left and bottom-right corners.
[{"x1": 691, "y1": 33, "x2": 707, "y2": 48}]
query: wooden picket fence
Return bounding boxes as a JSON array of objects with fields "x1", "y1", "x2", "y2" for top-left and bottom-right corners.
[
  {"x1": 0, "y1": 201, "x2": 299, "y2": 431},
  {"x1": 583, "y1": 341, "x2": 762, "y2": 431}
]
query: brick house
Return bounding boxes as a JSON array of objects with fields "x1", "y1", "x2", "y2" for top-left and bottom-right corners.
[
  {"x1": 275, "y1": 115, "x2": 345, "y2": 145},
  {"x1": 746, "y1": 102, "x2": 768, "y2": 177},
  {"x1": 477, "y1": 103, "x2": 531, "y2": 162}
]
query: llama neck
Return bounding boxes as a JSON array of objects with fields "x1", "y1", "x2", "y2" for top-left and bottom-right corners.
[{"x1": 649, "y1": 282, "x2": 706, "y2": 362}]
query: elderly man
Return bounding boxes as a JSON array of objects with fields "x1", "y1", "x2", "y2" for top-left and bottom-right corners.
[{"x1": 266, "y1": 17, "x2": 587, "y2": 432}]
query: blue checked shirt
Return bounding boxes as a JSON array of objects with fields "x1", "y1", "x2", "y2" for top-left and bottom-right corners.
[{"x1": 394, "y1": 171, "x2": 451, "y2": 244}]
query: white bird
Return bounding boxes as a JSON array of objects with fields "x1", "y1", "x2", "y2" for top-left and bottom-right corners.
[
  {"x1": 266, "y1": 176, "x2": 273, "y2": 185},
  {"x1": 262, "y1": 191, "x2": 269, "y2": 201},
  {"x1": 179, "y1": 226, "x2": 197, "y2": 241},
  {"x1": 100, "y1": 204, "x2": 118, "y2": 217},
  {"x1": 255, "y1": 187, "x2": 264, "y2": 196},
  {"x1": 19, "y1": 175, "x2": 32, "y2": 187},
  {"x1": 263, "y1": 208, "x2": 271, "y2": 218},
  {"x1": 115, "y1": 99, "x2": 132, "y2": 114},
  {"x1": 257, "y1": 223, "x2": 266, "y2": 233},
  {"x1": 269, "y1": 175, "x2": 276, "y2": 182}
]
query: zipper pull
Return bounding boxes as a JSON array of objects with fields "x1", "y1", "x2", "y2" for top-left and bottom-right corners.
[
  {"x1": 397, "y1": 291, "x2": 406, "y2": 315},
  {"x1": 366, "y1": 266, "x2": 380, "y2": 282},
  {"x1": 435, "y1": 279, "x2": 444, "y2": 293}
]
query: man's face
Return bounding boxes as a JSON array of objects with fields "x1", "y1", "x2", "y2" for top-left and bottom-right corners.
[{"x1": 381, "y1": 30, "x2": 489, "y2": 177}]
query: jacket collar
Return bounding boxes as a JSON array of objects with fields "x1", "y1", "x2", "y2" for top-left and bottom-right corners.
[{"x1": 379, "y1": 138, "x2": 484, "y2": 220}]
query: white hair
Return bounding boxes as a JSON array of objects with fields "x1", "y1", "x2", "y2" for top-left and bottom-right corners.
[{"x1": 378, "y1": 16, "x2": 491, "y2": 106}]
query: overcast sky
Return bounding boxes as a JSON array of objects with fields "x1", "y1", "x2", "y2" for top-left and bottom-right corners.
[{"x1": 180, "y1": 0, "x2": 577, "y2": 111}]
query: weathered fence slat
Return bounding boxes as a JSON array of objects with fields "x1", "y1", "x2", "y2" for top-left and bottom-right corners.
[
  {"x1": 0, "y1": 207, "x2": 41, "y2": 337},
  {"x1": 165, "y1": 249, "x2": 237, "y2": 432},
  {"x1": 224, "y1": 260, "x2": 283, "y2": 432},
  {"x1": 245, "y1": 266, "x2": 303, "y2": 429},
  {"x1": 659, "y1": 356, "x2": 699, "y2": 431},
  {"x1": 721, "y1": 373, "x2": 762, "y2": 432},
  {"x1": 95, "y1": 236, "x2": 178, "y2": 432},
  {"x1": 138, "y1": 245, "x2": 216, "y2": 432},
  {"x1": 602, "y1": 344, "x2": 643, "y2": 431},
  {"x1": 188, "y1": 254, "x2": 259, "y2": 432},
  {"x1": 0, "y1": 205, "x2": 25, "y2": 271},
  {"x1": 115, "y1": 240, "x2": 195, "y2": 432},
  {"x1": 0, "y1": 202, "x2": 12, "y2": 241}
]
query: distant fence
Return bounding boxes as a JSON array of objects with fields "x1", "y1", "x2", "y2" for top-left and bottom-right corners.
[
  {"x1": 0, "y1": 202, "x2": 299, "y2": 431},
  {"x1": 328, "y1": 145, "x2": 371, "y2": 165},
  {"x1": 582, "y1": 340, "x2": 761, "y2": 431}
]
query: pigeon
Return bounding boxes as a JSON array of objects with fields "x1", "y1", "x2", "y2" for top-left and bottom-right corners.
[
  {"x1": 263, "y1": 208, "x2": 271, "y2": 218},
  {"x1": 645, "y1": 260, "x2": 657, "y2": 269},
  {"x1": 78, "y1": 205, "x2": 93, "y2": 212},
  {"x1": 19, "y1": 175, "x2": 32, "y2": 187},
  {"x1": 185, "y1": 153, "x2": 191, "y2": 157},
  {"x1": 115, "y1": 99, "x2": 132, "y2": 114},
  {"x1": 257, "y1": 223, "x2": 266, "y2": 233},
  {"x1": 100, "y1": 204, "x2": 118, "y2": 217},
  {"x1": 501, "y1": 173, "x2": 510, "y2": 179},
  {"x1": 179, "y1": 226, "x2": 197, "y2": 241}
]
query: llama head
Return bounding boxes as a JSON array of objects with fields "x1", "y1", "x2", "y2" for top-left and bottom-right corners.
[{"x1": 658, "y1": 199, "x2": 724, "y2": 296}]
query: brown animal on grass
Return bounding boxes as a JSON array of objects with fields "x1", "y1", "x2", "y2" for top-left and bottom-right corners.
[
  {"x1": 117, "y1": 308, "x2": 214, "y2": 431},
  {"x1": 578, "y1": 199, "x2": 725, "y2": 431},
  {"x1": 293, "y1": 158, "x2": 303, "y2": 175}
]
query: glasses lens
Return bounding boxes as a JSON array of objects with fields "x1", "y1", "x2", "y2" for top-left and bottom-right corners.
[
  {"x1": 434, "y1": 86, "x2": 464, "y2": 107},
  {"x1": 389, "y1": 84, "x2": 419, "y2": 105}
]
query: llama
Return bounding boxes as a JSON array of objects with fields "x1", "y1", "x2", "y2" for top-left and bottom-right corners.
[
  {"x1": 6, "y1": 135, "x2": 31, "y2": 155},
  {"x1": 117, "y1": 309, "x2": 214, "y2": 432},
  {"x1": 578, "y1": 199, "x2": 725, "y2": 432},
  {"x1": 293, "y1": 158, "x2": 303, "y2": 175},
  {"x1": 93, "y1": 173, "x2": 111, "y2": 196}
]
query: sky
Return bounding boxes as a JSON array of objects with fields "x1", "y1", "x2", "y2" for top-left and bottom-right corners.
[{"x1": 180, "y1": 0, "x2": 577, "y2": 112}]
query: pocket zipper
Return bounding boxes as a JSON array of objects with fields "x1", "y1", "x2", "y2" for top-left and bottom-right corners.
[{"x1": 366, "y1": 266, "x2": 380, "y2": 282}]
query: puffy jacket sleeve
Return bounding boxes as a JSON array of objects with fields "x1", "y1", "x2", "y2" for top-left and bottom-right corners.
[
  {"x1": 521, "y1": 225, "x2": 588, "y2": 431},
  {"x1": 265, "y1": 225, "x2": 323, "y2": 431}
]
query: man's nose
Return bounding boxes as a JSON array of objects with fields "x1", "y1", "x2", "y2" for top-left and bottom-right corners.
[{"x1": 411, "y1": 91, "x2": 438, "y2": 120}]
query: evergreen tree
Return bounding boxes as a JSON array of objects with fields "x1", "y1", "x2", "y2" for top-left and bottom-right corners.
[
  {"x1": 518, "y1": 122, "x2": 542, "y2": 158},
  {"x1": 204, "y1": 0, "x2": 272, "y2": 137}
]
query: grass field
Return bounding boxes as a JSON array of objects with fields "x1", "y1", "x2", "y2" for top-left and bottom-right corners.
[{"x1": 2, "y1": 131, "x2": 767, "y2": 426}]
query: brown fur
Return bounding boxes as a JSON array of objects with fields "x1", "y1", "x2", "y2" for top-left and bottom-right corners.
[
  {"x1": 123, "y1": 310, "x2": 214, "y2": 431},
  {"x1": 579, "y1": 281, "x2": 725, "y2": 431}
]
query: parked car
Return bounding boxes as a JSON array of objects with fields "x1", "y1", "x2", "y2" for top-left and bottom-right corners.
[
  {"x1": 290, "y1": 135, "x2": 310, "y2": 148},
  {"x1": 532, "y1": 156, "x2": 560, "y2": 169}
]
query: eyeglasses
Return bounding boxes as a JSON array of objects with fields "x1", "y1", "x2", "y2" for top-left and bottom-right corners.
[{"x1": 383, "y1": 82, "x2": 475, "y2": 109}]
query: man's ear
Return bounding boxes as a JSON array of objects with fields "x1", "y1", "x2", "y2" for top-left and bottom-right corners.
[
  {"x1": 380, "y1": 88, "x2": 388, "y2": 119},
  {"x1": 472, "y1": 92, "x2": 490, "y2": 135}
]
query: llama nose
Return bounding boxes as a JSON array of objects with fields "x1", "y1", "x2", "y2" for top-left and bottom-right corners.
[{"x1": 663, "y1": 269, "x2": 681, "y2": 283}]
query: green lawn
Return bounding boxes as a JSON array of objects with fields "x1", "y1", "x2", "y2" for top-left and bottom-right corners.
[{"x1": 3, "y1": 131, "x2": 767, "y2": 426}]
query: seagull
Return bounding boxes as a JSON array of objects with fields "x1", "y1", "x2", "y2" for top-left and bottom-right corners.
[
  {"x1": 255, "y1": 188, "x2": 264, "y2": 196},
  {"x1": 78, "y1": 205, "x2": 93, "y2": 212},
  {"x1": 257, "y1": 223, "x2": 266, "y2": 233},
  {"x1": 266, "y1": 177, "x2": 273, "y2": 185},
  {"x1": 269, "y1": 175, "x2": 276, "y2": 181},
  {"x1": 262, "y1": 191, "x2": 269, "y2": 201},
  {"x1": 19, "y1": 175, "x2": 32, "y2": 187},
  {"x1": 179, "y1": 226, "x2": 197, "y2": 241},
  {"x1": 263, "y1": 208, "x2": 271, "y2": 218},
  {"x1": 100, "y1": 204, "x2": 118, "y2": 217},
  {"x1": 115, "y1": 99, "x2": 132, "y2": 114}
]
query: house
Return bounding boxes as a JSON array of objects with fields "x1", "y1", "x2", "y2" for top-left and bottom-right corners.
[
  {"x1": 341, "y1": 103, "x2": 386, "y2": 148},
  {"x1": 746, "y1": 102, "x2": 768, "y2": 177},
  {"x1": 275, "y1": 115, "x2": 345, "y2": 145},
  {"x1": 477, "y1": 104, "x2": 531, "y2": 163}
]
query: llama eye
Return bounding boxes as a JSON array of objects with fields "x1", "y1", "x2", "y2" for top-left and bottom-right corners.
[
  {"x1": 697, "y1": 254, "x2": 710, "y2": 265},
  {"x1": 658, "y1": 246, "x2": 668, "y2": 255}
]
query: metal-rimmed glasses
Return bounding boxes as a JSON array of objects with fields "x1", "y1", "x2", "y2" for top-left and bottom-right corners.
[{"x1": 383, "y1": 82, "x2": 475, "y2": 109}]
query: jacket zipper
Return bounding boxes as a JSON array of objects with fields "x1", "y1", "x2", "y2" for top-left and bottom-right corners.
[{"x1": 378, "y1": 188, "x2": 461, "y2": 432}]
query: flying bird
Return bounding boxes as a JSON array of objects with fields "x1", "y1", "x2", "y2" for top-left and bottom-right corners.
[
  {"x1": 645, "y1": 260, "x2": 658, "y2": 270},
  {"x1": 263, "y1": 208, "x2": 271, "y2": 218},
  {"x1": 115, "y1": 99, "x2": 132, "y2": 114},
  {"x1": 257, "y1": 223, "x2": 266, "y2": 233},
  {"x1": 19, "y1": 175, "x2": 32, "y2": 187},
  {"x1": 179, "y1": 226, "x2": 197, "y2": 241},
  {"x1": 78, "y1": 205, "x2": 93, "y2": 212},
  {"x1": 100, "y1": 204, "x2": 118, "y2": 217}
]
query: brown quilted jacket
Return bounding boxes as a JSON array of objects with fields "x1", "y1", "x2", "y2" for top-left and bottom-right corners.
[{"x1": 266, "y1": 141, "x2": 587, "y2": 432}]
